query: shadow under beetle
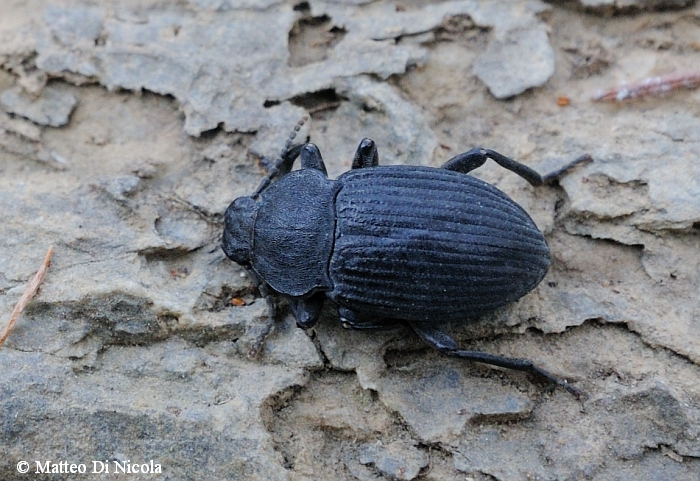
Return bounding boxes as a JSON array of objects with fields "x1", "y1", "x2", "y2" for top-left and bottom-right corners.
[{"x1": 223, "y1": 120, "x2": 591, "y2": 397}]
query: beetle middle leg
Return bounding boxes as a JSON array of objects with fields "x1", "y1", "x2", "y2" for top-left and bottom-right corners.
[
  {"x1": 408, "y1": 321, "x2": 582, "y2": 398},
  {"x1": 441, "y1": 148, "x2": 592, "y2": 186},
  {"x1": 289, "y1": 293, "x2": 326, "y2": 329},
  {"x1": 338, "y1": 306, "x2": 404, "y2": 331}
]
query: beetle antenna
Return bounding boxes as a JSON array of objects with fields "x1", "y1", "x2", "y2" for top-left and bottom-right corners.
[{"x1": 252, "y1": 116, "x2": 309, "y2": 198}]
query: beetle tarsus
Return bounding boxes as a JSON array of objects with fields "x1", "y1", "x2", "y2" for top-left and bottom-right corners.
[
  {"x1": 408, "y1": 321, "x2": 581, "y2": 397},
  {"x1": 541, "y1": 154, "x2": 593, "y2": 185},
  {"x1": 444, "y1": 347, "x2": 581, "y2": 398}
]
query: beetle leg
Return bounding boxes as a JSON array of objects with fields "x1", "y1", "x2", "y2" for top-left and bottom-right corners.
[
  {"x1": 351, "y1": 138, "x2": 379, "y2": 169},
  {"x1": 289, "y1": 293, "x2": 326, "y2": 329},
  {"x1": 540, "y1": 154, "x2": 593, "y2": 184},
  {"x1": 441, "y1": 148, "x2": 592, "y2": 187},
  {"x1": 408, "y1": 321, "x2": 582, "y2": 398},
  {"x1": 300, "y1": 144, "x2": 328, "y2": 176},
  {"x1": 338, "y1": 307, "x2": 403, "y2": 330},
  {"x1": 275, "y1": 143, "x2": 306, "y2": 177},
  {"x1": 252, "y1": 141, "x2": 331, "y2": 197}
]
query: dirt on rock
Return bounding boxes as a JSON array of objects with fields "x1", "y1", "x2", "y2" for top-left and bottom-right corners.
[{"x1": 1, "y1": 1, "x2": 699, "y2": 480}]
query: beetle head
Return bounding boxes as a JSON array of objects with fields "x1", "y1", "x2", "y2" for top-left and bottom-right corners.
[{"x1": 222, "y1": 196, "x2": 257, "y2": 266}]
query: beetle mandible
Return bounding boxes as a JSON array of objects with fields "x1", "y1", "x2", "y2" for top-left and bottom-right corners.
[{"x1": 223, "y1": 120, "x2": 591, "y2": 397}]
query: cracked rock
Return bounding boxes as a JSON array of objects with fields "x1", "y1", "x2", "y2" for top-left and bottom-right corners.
[
  {"x1": 0, "y1": 342, "x2": 308, "y2": 479},
  {"x1": 473, "y1": 26, "x2": 555, "y2": 98},
  {"x1": 359, "y1": 441, "x2": 428, "y2": 481},
  {"x1": 376, "y1": 356, "x2": 533, "y2": 443},
  {"x1": 576, "y1": 0, "x2": 694, "y2": 13},
  {"x1": 0, "y1": 85, "x2": 78, "y2": 127},
  {"x1": 454, "y1": 379, "x2": 698, "y2": 480},
  {"x1": 592, "y1": 381, "x2": 693, "y2": 459},
  {"x1": 100, "y1": 175, "x2": 141, "y2": 201},
  {"x1": 2, "y1": 1, "x2": 700, "y2": 480}
]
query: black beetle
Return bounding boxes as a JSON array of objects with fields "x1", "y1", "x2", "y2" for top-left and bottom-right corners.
[{"x1": 223, "y1": 124, "x2": 590, "y2": 396}]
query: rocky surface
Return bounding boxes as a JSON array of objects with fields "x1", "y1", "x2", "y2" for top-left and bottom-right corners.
[{"x1": 1, "y1": 0, "x2": 699, "y2": 480}]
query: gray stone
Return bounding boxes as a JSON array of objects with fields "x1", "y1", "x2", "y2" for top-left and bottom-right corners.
[
  {"x1": 100, "y1": 175, "x2": 141, "y2": 200},
  {"x1": 0, "y1": 111, "x2": 42, "y2": 140},
  {"x1": 321, "y1": 0, "x2": 556, "y2": 100},
  {"x1": 577, "y1": 0, "x2": 693, "y2": 12},
  {"x1": 1, "y1": 85, "x2": 77, "y2": 127},
  {"x1": 453, "y1": 380, "x2": 697, "y2": 480},
  {"x1": 375, "y1": 357, "x2": 533, "y2": 443},
  {"x1": 359, "y1": 441, "x2": 428, "y2": 481},
  {"x1": 473, "y1": 27, "x2": 555, "y2": 99},
  {"x1": 33, "y1": 1, "x2": 557, "y2": 135},
  {"x1": 44, "y1": 5, "x2": 103, "y2": 46},
  {"x1": 34, "y1": 5, "x2": 424, "y2": 136},
  {"x1": 260, "y1": 315, "x2": 324, "y2": 369},
  {"x1": 0, "y1": 342, "x2": 307, "y2": 479},
  {"x1": 592, "y1": 382, "x2": 692, "y2": 459}
]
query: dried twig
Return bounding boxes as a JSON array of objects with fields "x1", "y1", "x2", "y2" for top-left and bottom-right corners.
[
  {"x1": 0, "y1": 246, "x2": 54, "y2": 348},
  {"x1": 592, "y1": 71, "x2": 700, "y2": 102}
]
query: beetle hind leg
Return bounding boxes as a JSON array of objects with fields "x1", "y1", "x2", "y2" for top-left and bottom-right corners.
[
  {"x1": 540, "y1": 154, "x2": 593, "y2": 184},
  {"x1": 441, "y1": 148, "x2": 592, "y2": 187},
  {"x1": 442, "y1": 148, "x2": 545, "y2": 186},
  {"x1": 408, "y1": 321, "x2": 582, "y2": 398}
]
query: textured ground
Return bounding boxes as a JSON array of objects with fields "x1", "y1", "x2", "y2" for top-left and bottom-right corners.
[{"x1": 1, "y1": 0, "x2": 699, "y2": 480}]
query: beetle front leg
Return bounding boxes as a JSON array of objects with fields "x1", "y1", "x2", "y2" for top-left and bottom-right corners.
[
  {"x1": 351, "y1": 138, "x2": 379, "y2": 169},
  {"x1": 408, "y1": 321, "x2": 582, "y2": 398},
  {"x1": 252, "y1": 143, "x2": 330, "y2": 197},
  {"x1": 300, "y1": 144, "x2": 328, "y2": 176},
  {"x1": 441, "y1": 148, "x2": 591, "y2": 187}
]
